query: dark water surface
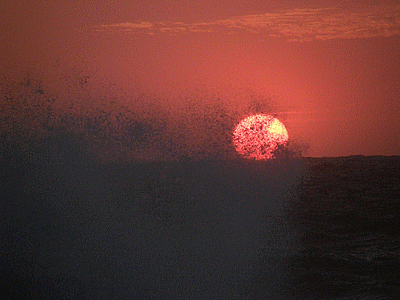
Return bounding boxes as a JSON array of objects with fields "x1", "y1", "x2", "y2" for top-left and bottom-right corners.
[
  {"x1": 288, "y1": 156, "x2": 400, "y2": 299},
  {"x1": 1, "y1": 145, "x2": 399, "y2": 298}
]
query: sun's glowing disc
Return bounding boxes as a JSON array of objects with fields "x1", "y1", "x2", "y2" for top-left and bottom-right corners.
[{"x1": 233, "y1": 114, "x2": 289, "y2": 160}]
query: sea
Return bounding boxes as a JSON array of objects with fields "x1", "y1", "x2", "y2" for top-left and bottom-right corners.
[{"x1": 1, "y1": 140, "x2": 399, "y2": 299}]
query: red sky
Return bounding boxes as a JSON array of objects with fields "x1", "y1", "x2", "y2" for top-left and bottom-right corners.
[{"x1": 1, "y1": 0, "x2": 400, "y2": 158}]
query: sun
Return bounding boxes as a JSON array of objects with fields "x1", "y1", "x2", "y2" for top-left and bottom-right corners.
[{"x1": 233, "y1": 114, "x2": 289, "y2": 160}]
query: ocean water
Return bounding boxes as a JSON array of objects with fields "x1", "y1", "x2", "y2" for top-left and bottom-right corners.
[
  {"x1": 288, "y1": 156, "x2": 400, "y2": 299},
  {"x1": 1, "y1": 142, "x2": 399, "y2": 299}
]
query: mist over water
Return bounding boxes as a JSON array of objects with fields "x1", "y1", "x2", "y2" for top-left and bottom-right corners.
[
  {"x1": 1, "y1": 131, "x2": 304, "y2": 299},
  {"x1": 6, "y1": 72, "x2": 399, "y2": 299},
  {"x1": 0, "y1": 70, "x2": 302, "y2": 162},
  {"x1": 3, "y1": 124, "x2": 400, "y2": 299},
  {"x1": 0, "y1": 71, "x2": 310, "y2": 298}
]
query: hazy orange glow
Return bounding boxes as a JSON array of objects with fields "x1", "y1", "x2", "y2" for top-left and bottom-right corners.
[
  {"x1": 233, "y1": 114, "x2": 289, "y2": 160},
  {"x1": 1, "y1": 1, "x2": 400, "y2": 158}
]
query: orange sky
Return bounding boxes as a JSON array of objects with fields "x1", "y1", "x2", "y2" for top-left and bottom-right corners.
[{"x1": 1, "y1": 0, "x2": 400, "y2": 158}]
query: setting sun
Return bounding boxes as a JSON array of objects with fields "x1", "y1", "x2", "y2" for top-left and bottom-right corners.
[{"x1": 233, "y1": 114, "x2": 289, "y2": 160}]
